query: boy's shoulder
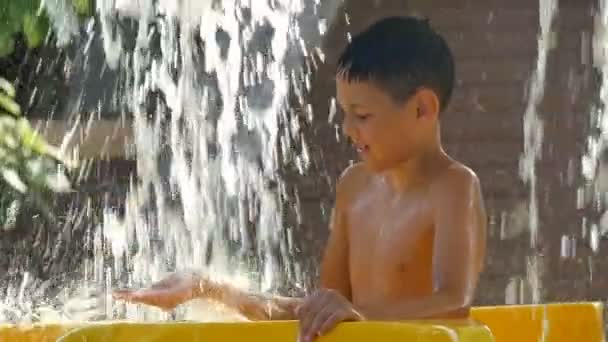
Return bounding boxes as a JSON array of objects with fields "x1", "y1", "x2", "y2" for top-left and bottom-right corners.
[
  {"x1": 433, "y1": 161, "x2": 479, "y2": 185},
  {"x1": 335, "y1": 162, "x2": 371, "y2": 200},
  {"x1": 334, "y1": 160, "x2": 482, "y2": 203},
  {"x1": 338, "y1": 162, "x2": 369, "y2": 182},
  {"x1": 428, "y1": 161, "x2": 482, "y2": 202},
  {"x1": 337, "y1": 160, "x2": 480, "y2": 188}
]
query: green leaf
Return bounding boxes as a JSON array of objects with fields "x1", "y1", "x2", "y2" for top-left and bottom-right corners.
[
  {"x1": 1, "y1": 167, "x2": 28, "y2": 193},
  {"x1": 0, "y1": 18, "x2": 14, "y2": 39},
  {"x1": 72, "y1": 0, "x2": 93, "y2": 17},
  {"x1": 0, "y1": 67, "x2": 78, "y2": 229},
  {"x1": 15, "y1": 118, "x2": 48, "y2": 155},
  {"x1": 0, "y1": 115, "x2": 17, "y2": 130},
  {"x1": 0, "y1": 78, "x2": 16, "y2": 98},
  {"x1": 1, "y1": 133, "x2": 18, "y2": 150},
  {"x1": 23, "y1": 12, "x2": 50, "y2": 49},
  {"x1": 9, "y1": 0, "x2": 39, "y2": 16},
  {"x1": 0, "y1": 33, "x2": 15, "y2": 58},
  {"x1": 0, "y1": 93, "x2": 21, "y2": 116},
  {"x1": 1, "y1": 3, "x2": 22, "y2": 33}
]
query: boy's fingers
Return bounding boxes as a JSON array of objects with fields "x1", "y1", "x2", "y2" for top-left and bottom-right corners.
[
  {"x1": 298, "y1": 303, "x2": 320, "y2": 341},
  {"x1": 295, "y1": 295, "x2": 315, "y2": 320},
  {"x1": 295, "y1": 293, "x2": 317, "y2": 317},
  {"x1": 307, "y1": 291, "x2": 331, "y2": 317},
  {"x1": 297, "y1": 307, "x2": 315, "y2": 338},
  {"x1": 307, "y1": 304, "x2": 336, "y2": 338},
  {"x1": 113, "y1": 289, "x2": 156, "y2": 303},
  {"x1": 151, "y1": 277, "x2": 178, "y2": 289},
  {"x1": 112, "y1": 289, "x2": 135, "y2": 300},
  {"x1": 297, "y1": 293, "x2": 327, "y2": 333},
  {"x1": 113, "y1": 289, "x2": 181, "y2": 311},
  {"x1": 318, "y1": 311, "x2": 345, "y2": 336},
  {"x1": 300, "y1": 297, "x2": 339, "y2": 341}
]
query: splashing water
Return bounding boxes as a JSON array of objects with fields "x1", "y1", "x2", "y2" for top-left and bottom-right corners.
[
  {"x1": 584, "y1": 1, "x2": 608, "y2": 184},
  {"x1": 518, "y1": 0, "x2": 559, "y2": 306},
  {"x1": 99, "y1": 0, "x2": 339, "y2": 321},
  {"x1": 2, "y1": 0, "x2": 340, "y2": 322},
  {"x1": 42, "y1": 0, "x2": 80, "y2": 46},
  {"x1": 585, "y1": 0, "x2": 608, "y2": 245}
]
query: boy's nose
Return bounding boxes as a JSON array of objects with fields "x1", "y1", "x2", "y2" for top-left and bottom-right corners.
[{"x1": 342, "y1": 116, "x2": 356, "y2": 140}]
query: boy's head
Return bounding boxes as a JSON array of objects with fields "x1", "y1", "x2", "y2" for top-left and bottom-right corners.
[{"x1": 335, "y1": 16, "x2": 455, "y2": 171}]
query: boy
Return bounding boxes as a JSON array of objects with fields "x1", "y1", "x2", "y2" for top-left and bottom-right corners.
[{"x1": 114, "y1": 16, "x2": 487, "y2": 342}]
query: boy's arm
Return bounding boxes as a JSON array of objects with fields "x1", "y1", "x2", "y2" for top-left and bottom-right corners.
[
  {"x1": 356, "y1": 167, "x2": 486, "y2": 320},
  {"x1": 115, "y1": 170, "x2": 355, "y2": 322},
  {"x1": 193, "y1": 169, "x2": 354, "y2": 321},
  {"x1": 319, "y1": 178, "x2": 352, "y2": 298},
  {"x1": 194, "y1": 280, "x2": 302, "y2": 320},
  {"x1": 113, "y1": 272, "x2": 302, "y2": 320}
]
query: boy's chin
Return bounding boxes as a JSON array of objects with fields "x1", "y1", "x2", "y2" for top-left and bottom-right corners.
[{"x1": 361, "y1": 159, "x2": 390, "y2": 172}]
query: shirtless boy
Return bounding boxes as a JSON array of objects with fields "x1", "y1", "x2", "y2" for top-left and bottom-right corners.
[{"x1": 114, "y1": 16, "x2": 487, "y2": 342}]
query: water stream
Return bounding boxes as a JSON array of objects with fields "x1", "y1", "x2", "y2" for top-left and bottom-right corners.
[
  {"x1": 2, "y1": 0, "x2": 340, "y2": 322},
  {"x1": 588, "y1": 0, "x2": 608, "y2": 243},
  {"x1": 96, "y1": 0, "x2": 340, "y2": 321},
  {"x1": 518, "y1": 0, "x2": 559, "y2": 306}
]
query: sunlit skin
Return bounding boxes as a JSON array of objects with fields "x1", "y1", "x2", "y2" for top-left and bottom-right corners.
[{"x1": 113, "y1": 77, "x2": 487, "y2": 342}]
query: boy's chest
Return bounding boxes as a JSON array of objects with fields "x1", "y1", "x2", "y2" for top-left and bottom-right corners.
[
  {"x1": 346, "y1": 191, "x2": 435, "y2": 296},
  {"x1": 348, "y1": 190, "x2": 432, "y2": 248}
]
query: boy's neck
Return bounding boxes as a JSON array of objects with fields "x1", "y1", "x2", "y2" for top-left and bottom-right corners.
[{"x1": 383, "y1": 129, "x2": 450, "y2": 192}]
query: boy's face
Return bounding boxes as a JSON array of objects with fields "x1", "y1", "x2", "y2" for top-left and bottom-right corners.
[{"x1": 336, "y1": 77, "x2": 437, "y2": 172}]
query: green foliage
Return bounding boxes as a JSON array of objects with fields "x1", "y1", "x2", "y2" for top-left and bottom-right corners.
[
  {"x1": 0, "y1": 77, "x2": 74, "y2": 230},
  {"x1": 0, "y1": 0, "x2": 93, "y2": 229},
  {"x1": 0, "y1": 0, "x2": 94, "y2": 57},
  {"x1": 23, "y1": 12, "x2": 50, "y2": 49},
  {"x1": 0, "y1": 33, "x2": 15, "y2": 57},
  {"x1": 0, "y1": 0, "x2": 95, "y2": 229},
  {"x1": 72, "y1": 0, "x2": 94, "y2": 17}
]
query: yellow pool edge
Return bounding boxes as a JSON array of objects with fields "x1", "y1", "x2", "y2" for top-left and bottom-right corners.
[
  {"x1": 0, "y1": 302, "x2": 604, "y2": 342},
  {"x1": 1, "y1": 319, "x2": 492, "y2": 342},
  {"x1": 471, "y1": 301, "x2": 605, "y2": 342},
  {"x1": 57, "y1": 320, "x2": 494, "y2": 342}
]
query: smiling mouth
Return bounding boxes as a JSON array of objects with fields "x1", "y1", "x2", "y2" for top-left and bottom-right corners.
[{"x1": 356, "y1": 144, "x2": 370, "y2": 154}]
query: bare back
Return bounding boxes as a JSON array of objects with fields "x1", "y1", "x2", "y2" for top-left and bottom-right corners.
[{"x1": 320, "y1": 161, "x2": 487, "y2": 320}]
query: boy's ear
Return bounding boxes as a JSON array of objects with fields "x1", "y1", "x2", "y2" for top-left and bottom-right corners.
[{"x1": 414, "y1": 88, "x2": 440, "y2": 120}]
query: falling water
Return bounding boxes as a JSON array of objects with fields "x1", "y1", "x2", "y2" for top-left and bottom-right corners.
[
  {"x1": 95, "y1": 0, "x2": 338, "y2": 320},
  {"x1": 585, "y1": 0, "x2": 608, "y2": 243},
  {"x1": 1, "y1": 0, "x2": 339, "y2": 322},
  {"x1": 518, "y1": 0, "x2": 559, "y2": 305}
]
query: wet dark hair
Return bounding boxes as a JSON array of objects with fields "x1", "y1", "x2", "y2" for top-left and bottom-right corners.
[{"x1": 336, "y1": 16, "x2": 455, "y2": 113}]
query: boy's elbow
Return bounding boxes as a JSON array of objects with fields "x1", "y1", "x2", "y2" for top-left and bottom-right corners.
[
  {"x1": 436, "y1": 287, "x2": 473, "y2": 311},
  {"x1": 452, "y1": 292, "x2": 472, "y2": 310},
  {"x1": 434, "y1": 272, "x2": 478, "y2": 311}
]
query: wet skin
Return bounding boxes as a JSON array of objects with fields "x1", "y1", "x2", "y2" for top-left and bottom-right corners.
[{"x1": 114, "y1": 78, "x2": 487, "y2": 342}]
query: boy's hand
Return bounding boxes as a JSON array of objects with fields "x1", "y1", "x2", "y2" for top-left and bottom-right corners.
[
  {"x1": 295, "y1": 289, "x2": 364, "y2": 342},
  {"x1": 113, "y1": 272, "x2": 205, "y2": 311}
]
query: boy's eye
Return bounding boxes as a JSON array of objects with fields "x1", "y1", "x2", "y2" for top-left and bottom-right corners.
[{"x1": 356, "y1": 114, "x2": 371, "y2": 121}]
